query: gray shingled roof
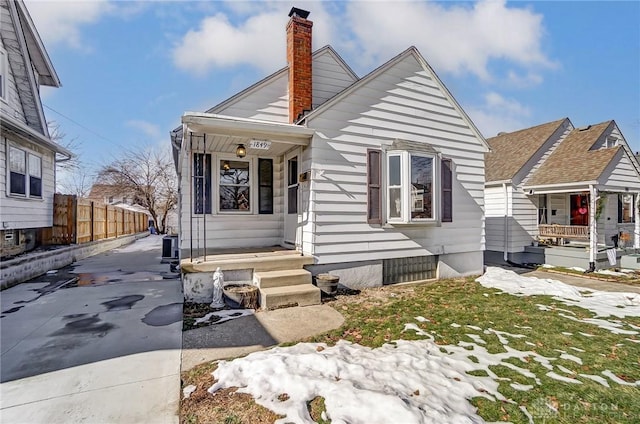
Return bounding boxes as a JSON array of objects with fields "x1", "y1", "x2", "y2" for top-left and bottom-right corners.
[
  {"x1": 525, "y1": 121, "x2": 620, "y2": 187},
  {"x1": 485, "y1": 118, "x2": 567, "y2": 183}
]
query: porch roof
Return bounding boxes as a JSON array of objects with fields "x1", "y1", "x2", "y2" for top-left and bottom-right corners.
[
  {"x1": 179, "y1": 112, "x2": 315, "y2": 158},
  {"x1": 182, "y1": 112, "x2": 314, "y2": 143}
]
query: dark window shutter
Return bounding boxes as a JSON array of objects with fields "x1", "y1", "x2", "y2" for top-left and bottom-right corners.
[
  {"x1": 367, "y1": 149, "x2": 382, "y2": 224},
  {"x1": 441, "y1": 158, "x2": 453, "y2": 222},
  {"x1": 258, "y1": 158, "x2": 274, "y2": 214}
]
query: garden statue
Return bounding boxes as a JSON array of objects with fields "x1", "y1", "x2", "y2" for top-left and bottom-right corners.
[{"x1": 210, "y1": 267, "x2": 225, "y2": 308}]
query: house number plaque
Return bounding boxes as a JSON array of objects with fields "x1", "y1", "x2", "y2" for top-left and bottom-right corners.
[{"x1": 249, "y1": 140, "x2": 271, "y2": 150}]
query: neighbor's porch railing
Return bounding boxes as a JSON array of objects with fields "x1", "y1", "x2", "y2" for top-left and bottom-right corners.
[{"x1": 538, "y1": 224, "x2": 589, "y2": 239}]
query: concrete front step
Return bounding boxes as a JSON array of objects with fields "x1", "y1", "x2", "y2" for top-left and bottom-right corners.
[
  {"x1": 253, "y1": 269, "x2": 312, "y2": 289},
  {"x1": 182, "y1": 254, "x2": 314, "y2": 274},
  {"x1": 260, "y1": 284, "x2": 321, "y2": 310}
]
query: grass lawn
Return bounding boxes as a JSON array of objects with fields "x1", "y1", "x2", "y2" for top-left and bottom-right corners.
[{"x1": 181, "y1": 276, "x2": 640, "y2": 423}]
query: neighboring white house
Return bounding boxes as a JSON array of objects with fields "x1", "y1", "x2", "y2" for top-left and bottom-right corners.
[
  {"x1": 0, "y1": 0, "x2": 71, "y2": 257},
  {"x1": 171, "y1": 8, "x2": 488, "y2": 305},
  {"x1": 485, "y1": 118, "x2": 640, "y2": 269}
]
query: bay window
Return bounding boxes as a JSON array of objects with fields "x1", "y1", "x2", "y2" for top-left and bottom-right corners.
[
  {"x1": 386, "y1": 151, "x2": 436, "y2": 223},
  {"x1": 368, "y1": 144, "x2": 453, "y2": 225}
]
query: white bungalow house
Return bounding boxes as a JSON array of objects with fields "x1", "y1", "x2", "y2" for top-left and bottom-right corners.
[
  {"x1": 0, "y1": 0, "x2": 71, "y2": 257},
  {"x1": 485, "y1": 118, "x2": 640, "y2": 270},
  {"x1": 171, "y1": 8, "x2": 489, "y2": 307}
]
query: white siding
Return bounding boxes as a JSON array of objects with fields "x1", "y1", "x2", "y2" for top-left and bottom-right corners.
[
  {"x1": 509, "y1": 190, "x2": 537, "y2": 251},
  {"x1": 485, "y1": 185, "x2": 509, "y2": 252},
  {"x1": 178, "y1": 152, "x2": 286, "y2": 252},
  {"x1": 305, "y1": 54, "x2": 486, "y2": 265},
  {"x1": 210, "y1": 48, "x2": 358, "y2": 123},
  {"x1": 602, "y1": 153, "x2": 640, "y2": 190},
  {"x1": 0, "y1": 136, "x2": 55, "y2": 229},
  {"x1": 0, "y1": 11, "x2": 27, "y2": 125},
  {"x1": 211, "y1": 71, "x2": 290, "y2": 123},
  {"x1": 312, "y1": 49, "x2": 357, "y2": 108}
]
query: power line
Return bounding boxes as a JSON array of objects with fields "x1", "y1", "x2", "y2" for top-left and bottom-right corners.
[{"x1": 43, "y1": 103, "x2": 122, "y2": 146}]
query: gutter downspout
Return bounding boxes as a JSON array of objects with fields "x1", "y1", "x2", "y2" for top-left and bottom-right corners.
[
  {"x1": 503, "y1": 183, "x2": 509, "y2": 262},
  {"x1": 588, "y1": 184, "x2": 598, "y2": 272}
]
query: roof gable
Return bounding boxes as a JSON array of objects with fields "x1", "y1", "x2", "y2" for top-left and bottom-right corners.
[
  {"x1": 0, "y1": 0, "x2": 58, "y2": 136},
  {"x1": 304, "y1": 46, "x2": 488, "y2": 151},
  {"x1": 485, "y1": 118, "x2": 569, "y2": 183},
  {"x1": 525, "y1": 121, "x2": 622, "y2": 187},
  {"x1": 206, "y1": 45, "x2": 358, "y2": 124}
]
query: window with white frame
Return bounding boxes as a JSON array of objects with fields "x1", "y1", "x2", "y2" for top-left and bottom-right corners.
[
  {"x1": 0, "y1": 46, "x2": 7, "y2": 100},
  {"x1": 619, "y1": 194, "x2": 635, "y2": 223},
  {"x1": 219, "y1": 159, "x2": 251, "y2": 212},
  {"x1": 8, "y1": 146, "x2": 42, "y2": 198},
  {"x1": 606, "y1": 136, "x2": 618, "y2": 149},
  {"x1": 368, "y1": 143, "x2": 452, "y2": 225},
  {"x1": 386, "y1": 151, "x2": 436, "y2": 223}
]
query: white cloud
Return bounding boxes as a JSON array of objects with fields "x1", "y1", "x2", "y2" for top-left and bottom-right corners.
[
  {"x1": 126, "y1": 119, "x2": 162, "y2": 140},
  {"x1": 466, "y1": 92, "x2": 532, "y2": 138},
  {"x1": 345, "y1": 0, "x2": 553, "y2": 80},
  {"x1": 171, "y1": 2, "x2": 334, "y2": 75},
  {"x1": 171, "y1": 0, "x2": 553, "y2": 82},
  {"x1": 24, "y1": 0, "x2": 114, "y2": 50}
]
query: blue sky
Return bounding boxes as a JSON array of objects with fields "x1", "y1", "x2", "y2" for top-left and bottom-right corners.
[{"x1": 25, "y1": 0, "x2": 639, "y2": 180}]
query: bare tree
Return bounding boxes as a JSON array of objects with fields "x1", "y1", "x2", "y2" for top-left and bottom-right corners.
[
  {"x1": 57, "y1": 169, "x2": 95, "y2": 197},
  {"x1": 49, "y1": 121, "x2": 81, "y2": 172},
  {"x1": 98, "y1": 146, "x2": 178, "y2": 234}
]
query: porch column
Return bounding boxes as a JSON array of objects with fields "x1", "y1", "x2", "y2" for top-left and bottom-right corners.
[
  {"x1": 635, "y1": 193, "x2": 640, "y2": 249},
  {"x1": 588, "y1": 185, "x2": 598, "y2": 271}
]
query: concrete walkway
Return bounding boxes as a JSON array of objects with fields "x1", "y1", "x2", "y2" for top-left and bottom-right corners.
[
  {"x1": 182, "y1": 304, "x2": 344, "y2": 371},
  {"x1": 523, "y1": 269, "x2": 640, "y2": 294},
  {"x1": 0, "y1": 235, "x2": 182, "y2": 424}
]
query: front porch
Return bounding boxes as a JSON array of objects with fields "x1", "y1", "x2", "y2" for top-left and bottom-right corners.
[{"x1": 180, "y1": 247, "x2": 320, "y2": 309}]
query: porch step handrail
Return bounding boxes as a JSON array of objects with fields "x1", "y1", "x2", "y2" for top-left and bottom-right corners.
[{"x1": 539, "y1": 224, "x2": 589, "y2": 239}]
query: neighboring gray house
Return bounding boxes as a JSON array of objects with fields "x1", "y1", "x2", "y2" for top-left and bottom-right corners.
[
  {"x1": 0, "y1": 0, "x2": 71, "y2": 257},
  {"x1": 485, "y1": 118, "x2": 640, "y2": 269},
  {"x1": 171, "y1": 8, "x2": 489, "y2": 307}
]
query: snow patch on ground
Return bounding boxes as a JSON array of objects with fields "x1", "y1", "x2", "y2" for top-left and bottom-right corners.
[
  {"x1": 206, "y1": 269, "x2": 640, "y2": 423},
  {"x1": 195, "y1": 309, "x2": 254, "y2": 325},
  {"x1": 596, "y1": 269, "x2": 630, "y2": 277},
  {"x1": 477, "y1": 267, "x2": 640, "y2": 335}
]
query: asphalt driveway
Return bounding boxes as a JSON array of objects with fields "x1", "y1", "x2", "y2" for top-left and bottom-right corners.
[{"x1": 0, "y1": 235, "x2": 182, "y2": 423}]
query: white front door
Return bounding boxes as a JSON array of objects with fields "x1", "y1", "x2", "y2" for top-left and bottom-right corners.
[{"x1": 284, "y1": 149, "x2": 299, "y2": 245}]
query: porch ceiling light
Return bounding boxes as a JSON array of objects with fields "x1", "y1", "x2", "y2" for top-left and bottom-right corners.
[{"x1": 236, "y1": 144, "x2": 247, "y2": 158}]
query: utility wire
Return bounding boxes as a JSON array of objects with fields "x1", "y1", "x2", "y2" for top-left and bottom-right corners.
[{"x1": 43, "y1": 103, "x2": 122, "y2": 147}]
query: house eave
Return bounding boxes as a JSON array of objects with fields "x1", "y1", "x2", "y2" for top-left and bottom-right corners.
[
  {"x1": 181, "y1": 112, "x2": 315, "y2": 144},
  {"x1": 522, "y1": 181, "x2": 598, "y2": 194},
  {"x1": 1, "y1": 115, "x2": 72, "y2": 157}
]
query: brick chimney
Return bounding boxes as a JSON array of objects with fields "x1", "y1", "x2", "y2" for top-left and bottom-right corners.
[{"x1": 286, "y1": 7, "x2": 312, "y2": 123}]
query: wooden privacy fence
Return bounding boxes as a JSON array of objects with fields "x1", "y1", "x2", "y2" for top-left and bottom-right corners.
[{"x1": 44, "y1": 194, "x2": 149, "y2": 245}]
